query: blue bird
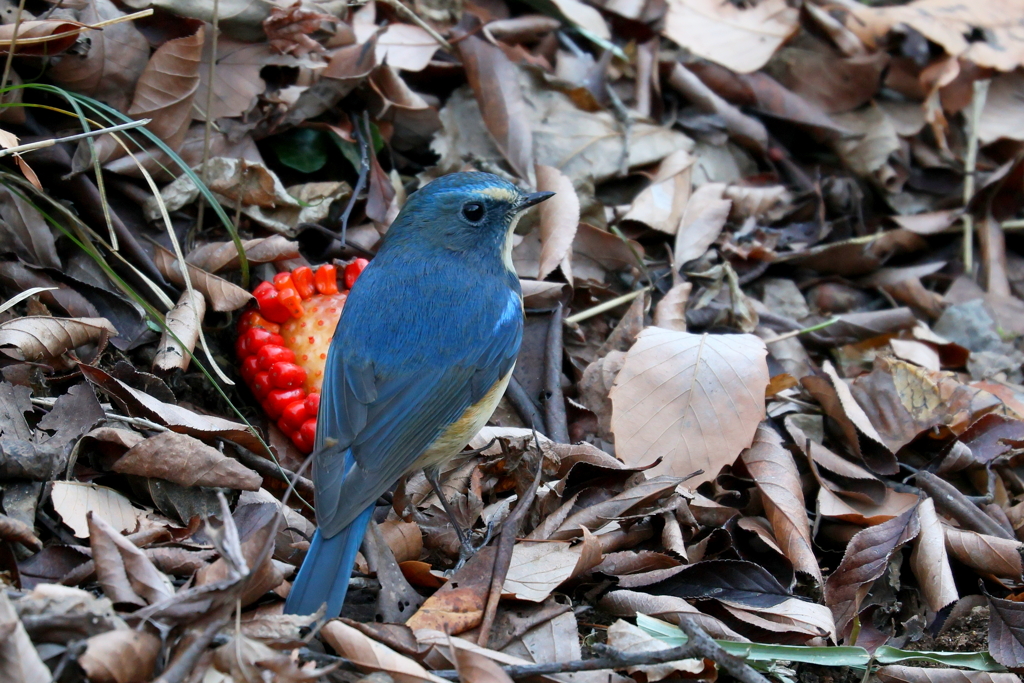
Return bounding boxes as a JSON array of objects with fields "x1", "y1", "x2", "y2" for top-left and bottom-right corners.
[{"x1": 284, "y1": 172, "x2": 553, "y2": 619}]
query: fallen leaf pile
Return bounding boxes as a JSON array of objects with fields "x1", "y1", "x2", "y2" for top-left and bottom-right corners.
[{"x1": 2, "y1": 0, "x2": 1024, "y2": 681}]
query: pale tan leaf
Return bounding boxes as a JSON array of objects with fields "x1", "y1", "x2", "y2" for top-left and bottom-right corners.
[
  {"x1": 877, "y1": 665, "x2": 1021, "y2": 683},
  {"x1": 197, "y1": 36, "x2": 296, "y2": 119},
  {"x1": 663, "y1": 0, "x2": 800, "y2": 74},
  {"x1": 911, "y1": 498, "x2": 959, "y2": 613},
  {"x1": 816, "y1": 485, "x2": 920, "y2": 526},
  {"x1": 653, "y1": 282, "x2": 691, "y2": 332},
  {"x1": 113, "y1": 430, "x2": 262, "y2": 491},
  {"x1": 830, "y1": 103, "x2": 901, "y2": 188},
  {"x1": 152, "y1": 244, "x2": 253, "y2": 313},
  {"x1": 153, "y1": 289, "x2": 206, "y2": 372},
  {"x1": 452, "y1": 641, "x2": 515, "y2": 683},
  {"x1": 78, "y1": 626, "x2": 161, "y2": 679},
  {"x1": 50, "y1": 481, "x2": 139, "y2": 539},
  {"x1": 622, "y1": 149, "x2": 694, "y2": 234},
  {"x1": 535, "y1": 164, "x2": 579, "y2": 282},
  {"x1": 0, "y1": 316, "x2": 117, "y2": 367},
  {"x1": 549, "y1": 0, "x2": 610, "y2": 39},
  {"x1": 610, "y1": 327, "x2": 768, "y2": 486},
  {"x1": 0, "y1": 590, "x2": 51, "y2": 683},
  {"x1": 503, "y1": 531, "x2": 602, "y2": 601},
  {"x1": 321, "y1": 620, "x2": 449, "y2": 683},
  {"x1": 674, "y1": 182, "x2": 731, "y2": 264},
  {"x1": 741, "y1": 425, "x2": 822, "y2": 585},
  {"x1": 723, "y1": 184, "x2": 791, "y2": 221},
  {"x1": 943, "y1": 525, "x2": 1024, "y2": 579},
  {"x1": 598, "y1": 590, "x2": 748, "y2": 641},
  {"x1": 606, "y1": 620, "x2": 704, "y2": 681},
  {"x1": 186, "y1": 235, "x2": 300, "y2": 273},
  {"x1": 721, "y1": 598, "x2": 836, "y2": 641}
]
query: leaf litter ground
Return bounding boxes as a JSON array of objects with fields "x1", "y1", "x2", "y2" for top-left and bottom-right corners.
[{"x1": 2, "y1": 0, "x2": 1024, "y2": 682}]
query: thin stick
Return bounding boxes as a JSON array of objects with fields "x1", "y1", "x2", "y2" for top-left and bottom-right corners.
[
  {"x1": 505, "y1": 375, "x2": 547, "y2": 435},
  {"x1": 543, "y1": 302, "x2": 570, "y2": 444},
  {"x1": 762, "y1": 316, "x2": 841, "y2": 344},
  {"x1": 195, "y1": 0, "x2": 219, "y2": 235},
  {"x1": 151, "y1": 612, "x2": 233, "y2": 683},
  {"x1": 375, "y1": 0, "x2": 453, "y2": 51},
  {"x1": 0, "y1": 118, "x2": 151, "y2": 156},
  {"x1": 0, "y1": 0, "x2": 27, "y2": 94},
  {"x1": 564, "y1": 286, "x2": 651, "y2": 324},
  {"x1": 0, "y1": 9, "x2": 154, "y2": 48},
  {"x1": 962, "y1": 79, "x2": 990, "y2": 274}
]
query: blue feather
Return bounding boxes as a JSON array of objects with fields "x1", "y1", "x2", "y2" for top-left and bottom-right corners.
[{"x1": 284, "y1": 504, "x2": 373, "y2": 617}]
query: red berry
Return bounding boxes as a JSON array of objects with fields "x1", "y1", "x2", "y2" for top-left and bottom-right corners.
[
  {"x1": 294, "y1": 425, "x2": 313, "y2": 453},
  {"x1": 254, "y1": 281, "x2": 292, "y2": 323},
  {"x1": 257, "y1": 344, "x2": 295, "y2": 371},
  {"x1": 240, "y1": 356, "x2": 260, "y2": 383},
  {"x1": 305, "y1": 392, "x2": 320, "y2": 417},
  {"x1": 315, "y1": 264, "x2": 339, "y2": 295},
  {"x1": 279, "y1": 400, "x2": 308, "y2": 432},
  {"x1": 345, "y1": 258, "x2": 369, "y2": 289},
  {"x1": 252, "y1": 371, "x2": 273, "y2": 399},
  {"x1": 269, "y1": 361, "x2": 307, "y2": 389},
  {"x1": 240, "y1": 328, "x2": 277, "y2": 356},
  {"x1": 266, "y1": 388, "x2": 305, "y2": 419},
  {"x1": 292, "y1": 266, "x2": 315, "y2": 299},
  {"x1": 299, "y1": 419, "x2": 317, "y2": 449}
]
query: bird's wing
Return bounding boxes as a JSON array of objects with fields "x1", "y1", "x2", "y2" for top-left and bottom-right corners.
[{"x1": 312, "y1": 286, "x2": 521, "y2": 537}]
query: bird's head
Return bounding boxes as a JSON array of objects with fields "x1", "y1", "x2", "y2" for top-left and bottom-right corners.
[{"x1": 381, "y1": 172, "x2": 554, "y2": 270}]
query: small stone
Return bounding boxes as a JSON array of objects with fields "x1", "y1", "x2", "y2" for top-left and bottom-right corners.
[{"x1": 933, "y1": 300, "x2": 1006, "y2": 354}]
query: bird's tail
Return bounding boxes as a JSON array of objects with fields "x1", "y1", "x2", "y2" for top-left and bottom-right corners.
[{"x1": 284, "y1": 504, "x2": 374, "y2": 618}]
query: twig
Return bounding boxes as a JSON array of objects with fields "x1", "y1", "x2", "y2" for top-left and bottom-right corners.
[
  {"x1": 375, "y1": 0, "x2": 453, "y2": 51},
  {"x1": 229, "y1": 445, "x2": 315, "y2": 501},
  {"x1": 478, "y1": 457, "x2": 544, "y2": 647},
  {"x1": 543, "y1": 302, "x2": 570, "y2": 444},
  {"x1": 194, "y1": 0, "x2": 220, "y2": 236},
  {"x1": 962, "y1": 79, "x2": 990, "y2": 274},
  {"x1": 337, "y1": 112, "x2": 371, "y2": 244},
  {"x1": 762, "y1": 316, "x2": 841, "y2": 344},
  {"x1": 0, "y1": 0, "x2": 27, "y2": 95},
  {"x1": 913, "y1": 471, "x2": 1013, "y2": 540},
  {"x1": 0, "y1": 118, "x2": 152, "y2": 157},
  {"x1": 505, "y1": 375, "x2": 547, "y2": 435},
  {"x1": 565, "y1": 287, "x2": 651, "y2": 325}
]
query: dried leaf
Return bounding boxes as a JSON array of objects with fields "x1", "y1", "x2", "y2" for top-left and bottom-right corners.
[
  {"x1": 152, "y1": 244, "x2": 253, "y2": 313},
  {"x1": 153, "y1": 289, "x2": 206, "y2": 372},
  {"x1": 0, "y1": 590, "x2": 50, "y2": 683},
  {"x1": 113, "y1": 430, "x2": 262, "y2": 491},
  {"x1": 79, "y1": 627, "x2": 161, "y2": 683},
  {"x1": 623, "y1": 149, "x2": 694, "y2": 234},
  {"x1": 741, "y1": 425, "x2": 822, "y2": 585},
  {"x1": 989, "y1": 591, "x2": 1024, "y2": 667},
  {"x1": 51, "y1": 481, "x2": 139, "y2": 539},
  {"x1": 606, "y1": 620, "x2": 706, "y2": 680},
  {"x1": 535, "y1": 164, "x2": 579, "y2": 282},
  {"x1": 0, "y1": 316, "x2": 116, "y2": 369},
  {"x1": 503, "y1": 532, "x2": 602, "y2": 601},
  {"x1": 877, "y1": 666, "x2": 1021, "y2": 683},
  {"x1": 943, "y1": 526, "x2": 1024, "y2": 580},
  {"x1": 88, "y1": 512, "x2": 174, "y2": 606},
  {"x1": 186, "y1": 235, "x2": 299, "y2": 273},
  {"x1": 910, "y1": 498, "x2": 958, "y2": 613},
  {"x1": 0, "y1": 20, "x2": 86, "y2": 55},
  {"x1": 610, "y1": 327, "x2": 768, "y2": 486},
  {"x1": 674, "y1": 182, "x2": 731, "y2": 264},
  {"x1": 653, "y1": 282, "x2": 691, "y2": 332},
  {"x1": 598, "y1": 590, "x2": 749, "y2": 641},
  {"x1": 321, "y1": 620, "x2": 449, "y2": 683}
]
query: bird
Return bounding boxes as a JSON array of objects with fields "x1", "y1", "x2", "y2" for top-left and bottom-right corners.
[{"x1": 284, "y1": 172, "x2": 554, "y2": 619}]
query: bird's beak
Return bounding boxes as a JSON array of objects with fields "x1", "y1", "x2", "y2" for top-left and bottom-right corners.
[{"x1": 517, "y1": 191, "x2": 555, "y2": 211}]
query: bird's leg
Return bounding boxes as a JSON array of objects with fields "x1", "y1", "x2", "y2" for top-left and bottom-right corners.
[{"x1": 424, "y1": 466, "x2": 482, "y2": 569}]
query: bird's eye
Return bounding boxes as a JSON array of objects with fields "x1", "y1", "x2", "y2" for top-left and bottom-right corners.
[{"x1": 461, "y1": 202, "x2": 485, "y2": 223}]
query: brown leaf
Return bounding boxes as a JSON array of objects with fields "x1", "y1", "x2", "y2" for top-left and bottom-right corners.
[
  {"x1": 0, "y1": 590, "x2": 51, "y2": 683},
  {"x1": 89, "y1": 511, "x2": 174, "y2": 606},
  {"x1": 186, "y1": 235, "x2": 300, "y2": 273},
  {"x1": 610, "y1": 327, "x2": 768, "y2": 486},
  {"x1": 989, "y1": 591, "x2": 1024, "y2": 667},
  {"x1": 195, "y1": 507, "x2": 284, "y2": 607},
  {"x1": 405, "y1": 547, "x2": 496, "y2": 634},
  {"x1": 0, "y1": 512, "x2": 40, "y2": 550},
  {"x1": 721, "y1": 598, "x2": 836, "y2": 641},
  {"x1": 653, "y1": 282, "x2": 691, "y2": 332},
  {"x1": 910, "y1": 498, "x2": 958, "y2": 613},
  {"x1": 535, "y1": 164, "x2": 579, "y2": 282},
  {"x1": 598, "y1": 590, "x2": 748, "y2": 641},
  {"x1": 47, "y1": 0, "x2": 150, "y2": 112},
  {"x1": 503, "y1": 531, "x2": 602, "y2": 601},
  {"x1": 606, "y1": 619, "x2": 706, "y2": 681},
  {"x1": 663, "y1": 0, "x2": 799, "y2": 74},
  {"x1": 0, "y1": 184, "x2": 59, "y2": 268},
  {"x1": 454, "y1": 23, "x2": 534, "y2": 181},
  {"x1": 79, "y1": 629, "x2": 161, "y2": 683},
  {"x1": 877, "y1": 666, "x2": 1021, "y2": 683},
  {"x1": 0, "y1": 316, "x2": 117, "y2": 369},
  {"x1": 740, "y1": 425, "x2": 822, "y2": 585},
  {"x1": 78, "y1": 23, "x2": 205, "y2": 170},
  {"x1": 80, "y1": 364, "x2": 268, "y2": 455},
  {"x1": 622, "y1": 149, "x2": 695, "y2": 234},
  {"x1": 153, "y1": 289, "x2": 206, "y2": 372},
  {"x1": 0, "y1": 20, "x2": 86, "y2": 55},
  {"x1": 152, "y1": 244, "x2": 253, "y2": 313},
  {"x1": 451, "y1": 640, "x2": 516, "y2": 683},
  {"x1": 824, "y1": 503, "x2": 920, "y2": 637},
  {"x1": 674, "y1": 183, "x2": 731, "y2": 264},
  {"x1": 321, "y1": 620, "x2": 449, "y2": 683},
  {"x1": 113, "y1": 430, "x2": 262, "y2": 491},
  {"x1": 197, "y1": 36, "x2": 296, "y2": 119},
  {"x1": 943, "y1": 526, "x2": 1024, "y2": 580},
  {"x1": 546, "y1": 475, "x2": 681, "y2": 541},
  {"x1": 51, "y1": 481, "x2": 139, "y2": 539}
]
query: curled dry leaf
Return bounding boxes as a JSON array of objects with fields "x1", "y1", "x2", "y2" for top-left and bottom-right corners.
[
  {"x1": 51, "y1": 481, "x2": 139, "y2": 539},
  {"x1": 152, "y1": 244, "x2": 253, "y2": 313},
  {"x1": 503, "y1": 530, "x2": 603, "y2": 601},
  {"x1": 0, "y1": 591, "x2": 51, "y2": 683},
  {"x1": 910, "y1": 498, "x2": 959, "y2": 613},
  {"x1": 88, "y1": 512, "x2": 174, "y2": 606},
  {"x1": 598, "y1": 589, "x2": 749, "y2": 641},
  {"x1": 876, "y1": 666, "x2": 1021, "y2": 683},
  {"x1": 0, "y1": 512, "x2": 41, "y2": 549},
  {"x1": 663, "y1": 0, "x2": 800, "y2": 74},
  {"x1": 78, "y1": 628, "x2": 161, "y2": 683},
  {"x1": 622, "y1": 149, "x2": 695, "y2": 234},
  {"x1": 153, "y1": 289, "x2": 206, "y2": 372},
  {"x1": 320, "y1": 620, "x2": 449, "y2": 683},
  {"x1": 740, "y1": 425, "x2": 822, "y2": 585},
  {"x1": 653, "y1": 282, "x2": 691, "y2": 332},
  {"x1": 0, "y1": 20, "x2": 86, "y2": 56},
  {"x1": 186, "y1": 235, "x2": 300, "y2": 273},
  {"x1": 824, "y1": 503, "x2": 921, "y2": 637},
  {"x1": 451, "y1": 640, "x2": 516, "y2": 683},
  {"x1": 606, "y1": 619, "x2": 705, "y2": 681},
  {"x1": 535, "y1": 164, "x2": 579, "y2": 282},
  {"x1": 943, "y1": 526, "x2": 1024, "y2": 580},
  {"x1": 0, "y1": 316, "x2": 117, "y2": 369},
  {"x1": 988, "y1": 591, "x2": 1024, "y2": 668},
  {"x1": 610, "y1": 327, "x2": 768, "y2": 486},
  {"x1": 112, "y1": 430, "x2": 262, "y2": 492},
  {"x1": 674, "y1": 182, "x2": 732, "y2": 265}
]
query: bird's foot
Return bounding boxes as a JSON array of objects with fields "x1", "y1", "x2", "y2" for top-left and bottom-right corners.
[{"x1": 453, "y1": 519, "x2": 495, "y2": 572}]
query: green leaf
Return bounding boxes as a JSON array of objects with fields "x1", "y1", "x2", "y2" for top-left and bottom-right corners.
[
  {"x1": 330, "y1": 122, "x2": 385, "y2": 173},
  {"x1": 873, "y1": 646, "x2": 1004, "y2": 672},
  {"x1": 272, "y1": 128, "x2": 329, "y2": 173}
]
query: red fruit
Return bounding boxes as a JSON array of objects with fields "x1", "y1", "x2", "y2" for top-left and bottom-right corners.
[
  {"x1": 236, "y1": 262, "x2": 368, "y2": 453},
  {"x1": 345, "y1": 258, "x2": 369, "y2": 289}
]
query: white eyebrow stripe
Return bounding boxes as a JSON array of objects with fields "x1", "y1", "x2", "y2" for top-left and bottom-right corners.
[{"x1": 478, "y1": 186, "x2": 518, "y2": 202}]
